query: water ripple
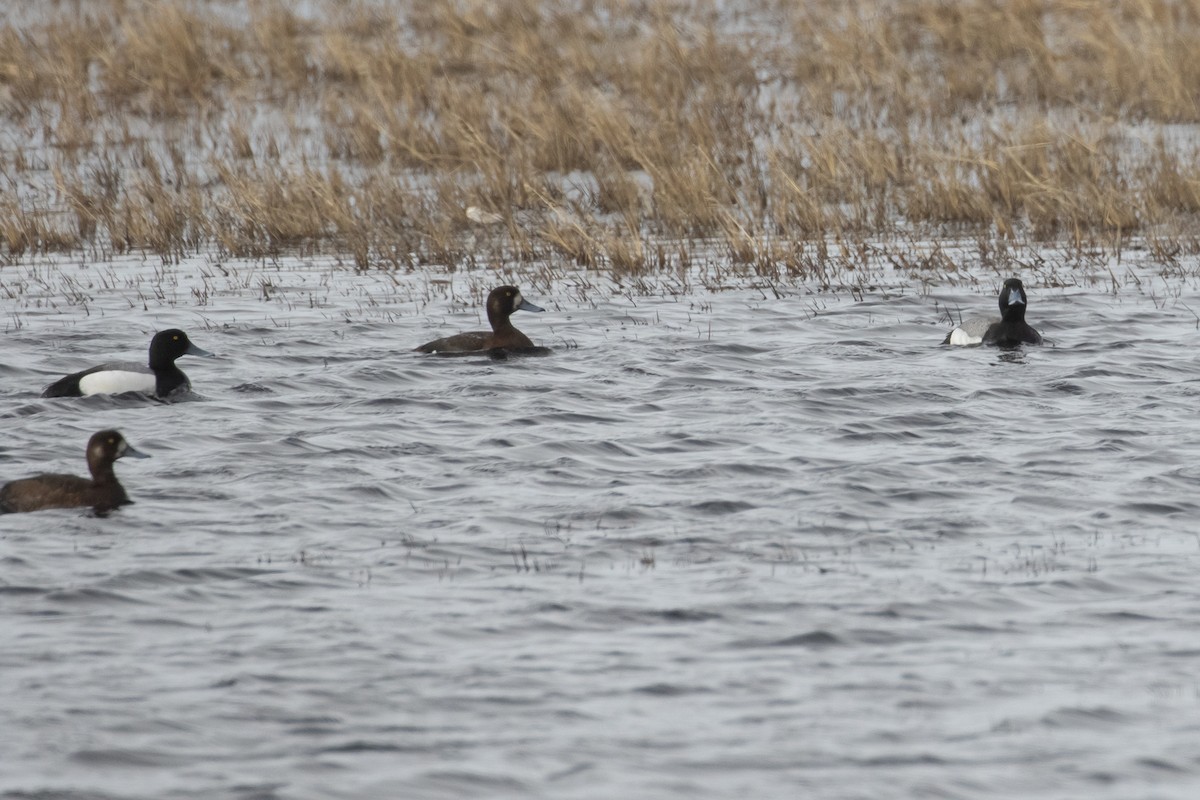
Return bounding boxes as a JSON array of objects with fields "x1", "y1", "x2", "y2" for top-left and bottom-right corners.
[{"x1": 4, "y1": 258, "x2": 1200, "y2": 799}]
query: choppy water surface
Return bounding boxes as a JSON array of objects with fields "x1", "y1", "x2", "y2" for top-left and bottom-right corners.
[{"x1": 4, "y1": 253, "x2": 1200, "y2": 799}]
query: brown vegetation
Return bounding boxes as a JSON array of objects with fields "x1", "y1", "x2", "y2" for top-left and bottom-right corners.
[{"x1": 2, "y1": 0, "x2": 1200, "y2": 278}]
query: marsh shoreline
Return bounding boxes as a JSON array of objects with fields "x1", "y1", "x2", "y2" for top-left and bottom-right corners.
[{"x1": 3, "y1": 0, "x2": 1200, "y2": 285}]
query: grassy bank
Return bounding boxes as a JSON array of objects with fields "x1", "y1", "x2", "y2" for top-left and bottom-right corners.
[{"x1": 3, "y1": 0, "x2": 1200, "y2": 279}]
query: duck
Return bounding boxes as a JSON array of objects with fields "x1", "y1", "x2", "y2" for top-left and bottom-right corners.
[
  {"x1": 0, "y1": 430, "x2": 150, "y2": 514},
  {"x1": 415, "y1": 286, "x2": 546, "y2": 354},
  {"x1": 943, "y1": 278, "x2": 1043, "y2": 347},
  {"x1": 42, "y1": 329, "x2": 213, "y2": 398}
]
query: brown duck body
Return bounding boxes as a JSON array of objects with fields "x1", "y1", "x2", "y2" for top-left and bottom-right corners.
[
  {"x1": 0, "y1": 472, "x2": 131, "y2": 514},
  {"x1": 415, "y1": 327, "x2": 535, "y2": 354},
  {"x1": 415, "y1": 286, "x2": 544, "y2": 354},
  {"x1": 0, "y1": 430, "x2": 148, "y2": 514}
]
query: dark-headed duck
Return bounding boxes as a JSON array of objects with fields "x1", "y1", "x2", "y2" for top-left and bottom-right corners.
[
  {"x1": 415, "y1": 286, "x2": 546, "y2": 354},
  {"x1": 42, "y1": 329, "x2": 213, "y2": 398},
  {"x1": 943, "y1": 278, "x2": 1043, "y2": 347},
  {"x1": 0, "y1": 430, "x2": 150, "y2": 515}
]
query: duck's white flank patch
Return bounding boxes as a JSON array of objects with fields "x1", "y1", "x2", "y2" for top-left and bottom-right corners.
[
  {"x1": 78, "y1": 369, "x2": 156, "y2": 396},
  {"x1": 947, "y1": 327, "x2": 983, "y2": 346}
]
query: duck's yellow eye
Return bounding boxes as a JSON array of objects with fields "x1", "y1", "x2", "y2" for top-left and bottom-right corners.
[
  {"x1": 108, "y1": 438, "x2": 115, "y2": 445},
  {"x1": 173, "y1": 335, "x2": 180, "y2": 341}
]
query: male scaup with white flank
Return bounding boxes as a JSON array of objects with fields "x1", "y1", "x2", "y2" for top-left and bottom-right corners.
[
  {"x1": 943, "y1": 278, "x2": 1043, "y2": 347},
  {"x1": 0, "y1": 430, "x2": 149, "y2": 515},
  {"x1": 42, "y1": 329, "x2": 213, "y2": 398},
  {"x1": 415, "y1": 286, "x2": 547, "y2": 354}
]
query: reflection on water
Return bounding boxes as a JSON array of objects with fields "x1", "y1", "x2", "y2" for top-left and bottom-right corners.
[
  {"x1": 3, "y1": 255, "x2": 1200, "y2": 799},
  {"x1": 996, "y1": 349, "x2": 1029, "y2": 364}
]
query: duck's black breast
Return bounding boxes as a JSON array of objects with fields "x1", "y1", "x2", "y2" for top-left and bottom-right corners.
[
  {"x1": 154, "y1": 365, "x2": 192, "y2": 397},
  {"x1": 982, "y1": 320, "x2": 1043, "y2": 347}
]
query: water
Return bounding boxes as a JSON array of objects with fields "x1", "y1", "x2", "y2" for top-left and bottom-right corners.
[{"x1": 4, "y1": 253, "x2": 1200, "y2": 799}]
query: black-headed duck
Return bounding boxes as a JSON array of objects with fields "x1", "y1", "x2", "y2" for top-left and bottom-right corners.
[
  {"x1": 944, "y1": 278, "x2": 1043, "y2": 347},
  {"x1": 42, "y1": 329, "x2": 213, "y2": 398}
]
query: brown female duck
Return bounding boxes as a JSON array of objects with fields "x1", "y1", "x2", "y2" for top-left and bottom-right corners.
[
  {"x1": 0, "y1": 430, "x2": 150, "y2": 514},
  {"x1": 415, "y1": 286, "x2": 546, "y2": 354}
]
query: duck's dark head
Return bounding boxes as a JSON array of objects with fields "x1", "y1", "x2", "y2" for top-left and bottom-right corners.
[
  {"x1": 149, "y1": 329, "x2": 213, "y2": 367},
  {"x1": 998, "y1": 279, "x2": 1029, "y2": 322},
  {"x1": 86, "y1": 429, "x2": 150, "y2": 473},
  {"x1": 486, "y1": 286, "x2": 544, "y2": 326}
]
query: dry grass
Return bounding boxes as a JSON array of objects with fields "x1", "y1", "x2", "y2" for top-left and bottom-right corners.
[{"x1": 3, "y1": 0, "x2": 1200, "y2": 277}]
